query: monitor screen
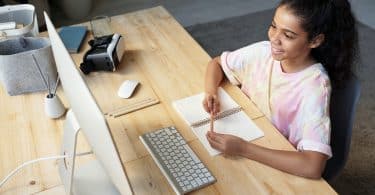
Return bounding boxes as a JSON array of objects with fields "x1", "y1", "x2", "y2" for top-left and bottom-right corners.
[{"x1": 44, "y1": 12, "x2": 132, "y2": 195}]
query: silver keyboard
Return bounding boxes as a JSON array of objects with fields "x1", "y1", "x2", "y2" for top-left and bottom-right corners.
[{"x1": 140, "y1": 126, "x2": 216, "y2": 195}]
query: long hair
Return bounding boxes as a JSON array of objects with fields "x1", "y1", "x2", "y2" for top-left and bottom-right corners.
[{"x1": 278, "y1": 0, "x2": 359, "y2": 87}]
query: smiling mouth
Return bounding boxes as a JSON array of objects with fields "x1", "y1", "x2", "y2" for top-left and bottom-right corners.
[{"x1": 271, "y1": 47, "x2": 284, "y2": 54}]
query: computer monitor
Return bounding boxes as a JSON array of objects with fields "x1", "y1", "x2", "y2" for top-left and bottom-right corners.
[{"x1": 44, "y1": 12, "x2": 133, "y2": 195}]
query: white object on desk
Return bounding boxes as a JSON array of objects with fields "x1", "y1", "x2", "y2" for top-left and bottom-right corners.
[
  {"x1": 117, "y1": 80, "x2": 139, "y2": 98},
  {"x1": 0, "y1": 22, "x2": 16, "y2": 30},
  {"x1": 107, "y1": 98, "x2": 160, "y2": 117},
  {"x1": 44, "y1": 94, "x2": 65, "y2": 119}
]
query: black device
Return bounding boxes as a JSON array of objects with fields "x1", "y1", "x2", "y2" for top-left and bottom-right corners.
[{"x1": 80, "y1": 33, "x2": 124, "y2": 74}]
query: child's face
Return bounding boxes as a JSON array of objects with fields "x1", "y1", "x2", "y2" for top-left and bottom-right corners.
[{"x1": 268, "y1": 5, "x2": 314, "y2": 63}]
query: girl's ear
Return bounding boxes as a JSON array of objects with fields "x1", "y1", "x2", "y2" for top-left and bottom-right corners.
[{"x1": 310, "y1": 34, "x2": 325, "y2": 49}]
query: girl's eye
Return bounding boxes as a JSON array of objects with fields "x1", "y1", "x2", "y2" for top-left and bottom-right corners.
[
  {"x1": 270, "y1": 24, "x2": 276, "y2": 28},
  {"x1": 284, "y1": 33, "x2": 294, "y2": 39}
]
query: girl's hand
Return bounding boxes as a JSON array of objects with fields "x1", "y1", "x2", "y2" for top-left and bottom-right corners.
[
  {"x1": 203, "y1": 93, "x2": 220, "y2": 115},
  {"x1": 206, "y1": 131, "x2": 247, "y2": 156}
]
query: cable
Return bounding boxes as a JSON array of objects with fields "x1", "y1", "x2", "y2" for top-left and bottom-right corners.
[
  {"x1": 76, "y1": 151, "x2": 93, "y2": 157},
  {"x1": 0, "y1": 155, "x2": 66, "y2": 188},
  {"x1": 0, "y1": 151, "x2": 93, "y2": 188}
]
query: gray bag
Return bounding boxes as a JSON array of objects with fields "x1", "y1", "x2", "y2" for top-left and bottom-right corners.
[{"x1": 0, "y1": 37, "x2": 57, "y2": 96}]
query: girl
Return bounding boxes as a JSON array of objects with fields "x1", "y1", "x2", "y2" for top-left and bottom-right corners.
[{"x1": 203, "y1": 0, "x2": 358, "y2": 179}]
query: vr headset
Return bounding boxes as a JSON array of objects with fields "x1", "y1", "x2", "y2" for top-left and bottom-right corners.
[{"x1": 80, "y1": 33, "x2": 124, "y2": 74}]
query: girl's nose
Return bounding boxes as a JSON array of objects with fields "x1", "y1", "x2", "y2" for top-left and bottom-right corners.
[{"x1": 270, "y1": 31, "x2": 282, "y2": 45}]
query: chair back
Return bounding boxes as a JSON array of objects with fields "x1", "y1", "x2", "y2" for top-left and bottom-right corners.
[{"x1": 323, "y1": 76, "x2": 360, "y2": 181}]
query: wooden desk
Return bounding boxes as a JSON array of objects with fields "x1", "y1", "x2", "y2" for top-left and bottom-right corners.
[{"x1": 0, "y1": 6, "x2": 337, "y2": 195}]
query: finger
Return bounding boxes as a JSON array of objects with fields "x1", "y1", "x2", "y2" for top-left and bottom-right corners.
[
  {"x1": 207, "y1": 96, "x2": 214, "y2": 111},
  {"x1": 206, "y1": 130, "x2": 215, "y2": 138},
  {"x1": 202, "y1": 100, "x2": 209, "y2": 113},
  {"x1": 207, "y1": 131, "x2": 225, "y2": 143},
  {"x1": 213, "y1": 100, "x2": 220, "y2": 115},
  {"x1": 203, "y1": 96, "x2": 214, "y2": 113},
  {"x1": 211, "y1": 96, "x2": 220, "y2": 114},
  {"x1": 210, "y1": 131, "x2": 226, "y2": 137},
  {"x1": 206, "y1": 133, "x2": 223, "y2": 150},
  {"x1": 207, "y1": 130, "x2": 220, "y2": 137}
]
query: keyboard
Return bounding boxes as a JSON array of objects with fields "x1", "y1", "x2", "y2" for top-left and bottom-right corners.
[{"x1": 140, "y1": 126, "x2": 216, "y2": 194}]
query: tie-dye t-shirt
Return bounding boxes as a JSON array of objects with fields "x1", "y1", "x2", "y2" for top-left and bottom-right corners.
[{"x1": 220, "y1": 41, "x2": 332, "y2": 157}]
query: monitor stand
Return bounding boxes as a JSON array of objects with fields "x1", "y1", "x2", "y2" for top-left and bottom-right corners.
[{"x1": 58, "y1": 110, "x2": 120, "y2": 195}]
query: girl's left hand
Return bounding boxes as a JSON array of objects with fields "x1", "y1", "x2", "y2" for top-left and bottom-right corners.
[{"x1": 206, "y1": 131, "x2": 247, "y2": 156}]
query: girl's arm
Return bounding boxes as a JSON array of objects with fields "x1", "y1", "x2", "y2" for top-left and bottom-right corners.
[
  {"x1": 203, "y1": 56, "x2": 224, "y2": 114},
  {"x1": 206, "y1": 131, "x2": 328, "y2": 179}
]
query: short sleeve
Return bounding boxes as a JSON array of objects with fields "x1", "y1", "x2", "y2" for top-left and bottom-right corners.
[
  {"x1": 295, "y1": 79, "x2": 332, "y2": 158},
  {"x1": 220, "y1": 41, "x2": 270, "y2": 86}
]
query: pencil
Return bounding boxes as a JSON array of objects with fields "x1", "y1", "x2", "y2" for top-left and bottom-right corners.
[
  {"x1": 210, "y1": 101, "x2": 214, "y2": 132},
  {"x1": 112, "y1": 99, "x2": 159, "y2": 118},
  {"x1": 210, "y1": 112, "x2": 214, "y2": 132}
]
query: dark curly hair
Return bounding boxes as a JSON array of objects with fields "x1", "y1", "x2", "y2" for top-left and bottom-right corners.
[{"x1": 278, "y1": 0, "x2": 359, "y2": 87}]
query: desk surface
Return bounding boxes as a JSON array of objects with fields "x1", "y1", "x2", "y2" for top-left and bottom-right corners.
[{"x1": 0, "y1": 6, "x2": 336, "y2": 195}]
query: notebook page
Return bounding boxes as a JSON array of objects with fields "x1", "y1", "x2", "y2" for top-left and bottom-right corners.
[
  {"x1": 193, "y1": 112, "x2": 264, "y2": 156},
  {"x1": 172, "y1": 87, "x2": 264, "y2": 156},
  {"x1": 172, "y1": 87, "x2": 239, "y2": 125}
]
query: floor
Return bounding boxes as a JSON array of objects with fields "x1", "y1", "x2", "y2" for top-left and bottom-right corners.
[
  {"x1": 351, "y1": 0, "x2": 375, "y2": 29},
  {"x1": 49, "y1": 0, "x2": 279, "y2": 27},
  {"x1": 48, "y1": 0, "x2": 375, "y2": 29}
]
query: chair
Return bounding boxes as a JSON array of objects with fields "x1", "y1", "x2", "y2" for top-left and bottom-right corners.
[{"x1": 322, "y1": 76, "x2": 361, "y2": 181}]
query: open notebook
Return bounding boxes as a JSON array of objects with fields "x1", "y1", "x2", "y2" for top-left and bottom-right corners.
[{"x1": 172, "y1": 87, "x2": 264, "y2": 156}]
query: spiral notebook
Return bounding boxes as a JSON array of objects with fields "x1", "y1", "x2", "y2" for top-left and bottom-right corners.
[{"x1": 172, "y1": 88, "x2": 264, "y2": 156}]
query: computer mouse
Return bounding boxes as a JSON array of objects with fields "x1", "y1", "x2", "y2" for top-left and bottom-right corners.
[{"x1": 118, "y1": 80, "x2": 139, "y2": 98}]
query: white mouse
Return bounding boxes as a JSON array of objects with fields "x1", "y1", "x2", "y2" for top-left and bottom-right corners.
[{"x1": 118, "y1": 80, "x2": 139, "y2": 98}]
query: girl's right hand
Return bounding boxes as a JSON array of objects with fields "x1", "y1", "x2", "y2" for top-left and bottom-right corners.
[{"x1": 203, "y1": 93, "x2": 220, "y2": 115}]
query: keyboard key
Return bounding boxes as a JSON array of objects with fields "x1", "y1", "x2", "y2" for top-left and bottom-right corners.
[
  {"x1": 192, "y1": 181, "x2": 197, "y2": 187},
  {"x1": 196, "y1": 178, "x2": 203, "y2": 185},
  {"x1": 202, "y1": 178, "x2": 208, "y2": 183},
  {"x1": 183, "y1": 145, "x2": 201, "y2": 163},
  {"x1": 165, "y1": 128, "x2": 172, "y2": 135}
]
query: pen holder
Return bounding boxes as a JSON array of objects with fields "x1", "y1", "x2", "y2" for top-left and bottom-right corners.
[{"x1": 44, "y1": 94, "x2": 65, "y2": 119}]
